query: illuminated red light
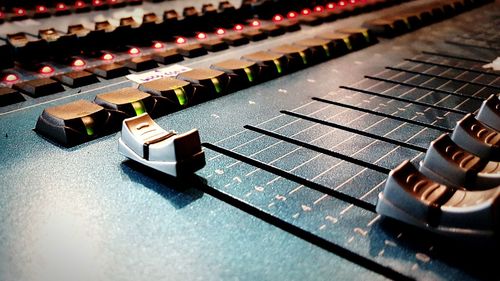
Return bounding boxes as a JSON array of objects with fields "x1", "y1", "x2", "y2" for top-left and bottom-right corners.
[
  {"x1": 301, "y1": 8, "x2": 311, "y2": 15},
  {"x1": 109, "y1": 0, "x2": 117, "y2": 3},
  {"x1": 102, "y1": 53, "x2": 115, "y2": 61},
  {"x1": 72, "y1": 58, "x2": 86, "y2": 67},
  {"x1": 250, "y1": 20, "x2": 260, "y2": 27},
  {"x1": 326, "y1": 3, "x2": 336, "y2": 9},
  {"x1": 56, "y1": 3, "x2": 67, "y2": 10},
  {"x1": 176, "y1": 37, "x2": 187, "y2": 44},
  {"x1": 75, "y1": 1, "x2": 86, "y2": 8},
  {"x1": 93, "y1": 0, "x2": 102, "y2": 6},
  {"x1": 339, "y1": 1, "x2": 346, "y2": 6},
  {"x1": 196, "y1": 32, "x2": 207, "y2": 40},
  {"x1": 215, "y1": 28, "x2": 225, "y2": 35},
  {"x1": 350, "y1": 0, "x2": 356, "y2": 4},
  {"x1": 3, "y1": 73, "x2": 19, "y2": 83},
  {"x1": 272, "y1": 14, "x2": 283, "y2": 22},
  {"x1": 0, "y1": 11, "x2": 4, "y2": 18},
  {"x1": 287, "y1": 11, "x2": 297, "y2": 19},
  {"x1": 233, "y1": 24, "x2": 244, "y2": 31},
  {"x1": 40, "y1": 66, "x2": 55, "y2": 75},
  {"x1": 152, "y1": 42, "x2": 164, "y2": 49},
  {"x1": 314, "y1": 6, "x2": 324, "y2": 12},
  {"x1": 14, "y1": 8, "x2": 26, "y2": 16},
  {"x1": 36, "y1": 6, "x2": 47, "y2": 12},
  {"x1": 128, "y1": 47, "x2": 141, "y2": 55}
]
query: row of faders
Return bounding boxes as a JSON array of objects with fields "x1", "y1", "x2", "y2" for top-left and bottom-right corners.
[
  {"x1": 376, "y1": 95, "x2": 500, "y2": 241},
  {"x1": 34, "y1": 24, "x2": 378, "y2": 147}
]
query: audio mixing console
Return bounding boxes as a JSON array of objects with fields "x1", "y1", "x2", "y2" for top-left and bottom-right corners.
[{"x1": 0, "y1": 0, "x2": 499, "y2": 280}]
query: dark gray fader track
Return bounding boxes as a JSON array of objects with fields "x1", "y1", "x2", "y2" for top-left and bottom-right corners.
[{"x1": 0, "y1": 0, "x2": 499, "y2": 281}]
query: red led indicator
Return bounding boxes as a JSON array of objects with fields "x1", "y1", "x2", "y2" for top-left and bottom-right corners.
[
  {"x1": 301, "y1": 8, "x2": 311, "y2": 15},
  {"x1": 287, "y1": 11, "x2": 297, "y2": 19},
  {"x1": 56, "y1": 3, "x2": 67, "y2": 10},
  {"x1": 314, "y1": 6, "x2": 324, "y2": 12},
  {"x1": 152, "y1": 42, "x2": 164, "y2": 49},
  {"x1": 3, "y1": 73, "x2": 19, "y2": 83},
  {"x1": 72, "y1": 59, "x2": 86, "y2": 67},
  {"x1": 110, "y1": 0, "x2": 117, "y2": 3},
  {"x1": 93, "y1": 0, "x2": 102, "y2": 6},
  {"x1": 36, "y1": 6, "x2": 47, "y2": 12},
  {"x1": 233, "y1": 24, "x2": 244, "y2": 31},
  {"x1": 326, "y1": 3, "x2": 336, "y2": 9},
  {"x1": 176, "y1": 37, "x2": 187, "y2": 44},
  {"x1": 196, "y1": 32, "x2": 207, "y2": 40},
  {"x1": 350, "y1": 0, "x2": 356, "y2": 4},
  {"x1": 215, "y1": 28, "x2": 225, "y2": 35},
  {"x1": 102, "y1": 53, "x2": 115, "y2": 61},
  {"x1": 250, "y1": 20, "x2": 260, "y2": 27},
  {"x1": 75, "y1": 1, "x2": 86, "y2": 8},
  {"x1": 339, "y1": 1, "x2": 346, "y2": 6},
  {"x1": 14, "y1": 8, "x2": 26, "y2": 16},
  {"x1": 0, "y1": 12, "x2": 4, "y2": 18},
  {"x1": 272, "y1": 14, "x2": 283, "y2": 22},
  {"x1": 40, "y1": 66, "x2": 55, "y2": 75},
  {"x1": 128, "y1": 47, "x2": 141, "y2": 55}
]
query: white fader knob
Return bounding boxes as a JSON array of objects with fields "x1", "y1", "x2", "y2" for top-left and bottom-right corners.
[{"x1": 118, "y1": 113, "x2": 205, "y2": 177}]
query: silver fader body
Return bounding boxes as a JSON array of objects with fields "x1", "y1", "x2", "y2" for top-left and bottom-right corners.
[
  {"x1": 451, "y1": 113, "x2": 500, "y2": 161},
  {"x1": 118, "y1": 113, "x2": 205, "y2": 177},
  {"x1": 477, "y1": 94, "x2": 500, "y2": 132},
  {"x1": 419, "y1": 134, "x2": 500, "y2": 190},
  {"x1": 376, "y1": 160, "x2": 499, "y2": 239}
]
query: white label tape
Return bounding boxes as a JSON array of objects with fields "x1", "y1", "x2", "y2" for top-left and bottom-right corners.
[{"x1": 126, "y1": 64, "x2": 192, "y2": 84}]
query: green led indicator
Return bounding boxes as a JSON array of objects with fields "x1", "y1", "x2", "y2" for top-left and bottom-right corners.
[
  {"x1": 132, "y1": 100, "x2": 146, "y2": 116},
  {"x1": 343, "y1": 38, "x2": 352, "y2": 50},
  {"x1": 174, "y1": 87, "x2": 187, "y2": 105},
  {"x1": 361, "y1": 31, "x2": 370, "y2": 43},
  {"x1": 85, "y1": 127, "x2": 94, "y2": 136},
  {"x1": 273, "y1": 59, "x2": 282, "y2": 74},
  {"x1": 322, "y1": 45, "x2": 331, "y2": 57},
  {"x1": 299, "y1": 51, "x2": 308, "y2": 65},
  {"x1": 403, "y1": 19, "x2": 411, "y2": 29},
  {"x1": 81, "y1": 116, "x2": 94, "y2": 136},
  {"x1": 243, "y1": 67, "x2": 254, "y2": 82},
  {"x1": 211, "y1": 78, "x2": 222, "y2": 94}
]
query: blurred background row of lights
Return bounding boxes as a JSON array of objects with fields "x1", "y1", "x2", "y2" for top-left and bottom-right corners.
[
  {"x1": 6, "y1": 0, "x2": 360, "y2": 18},
  {"x1": 2, "y1": 0, "x2": 365, "y2": 84}
]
